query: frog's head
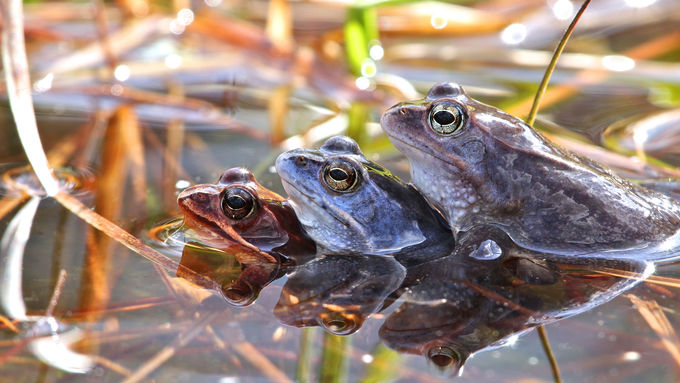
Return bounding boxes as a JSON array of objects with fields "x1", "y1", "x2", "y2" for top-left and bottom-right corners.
[
  {"x1": 275, "y1": 136, "x2": 427, "y2": 255},
  {"x1": 381, "y1": 82, "x2": 544, "y2": 229},
  {"x1": 177, "y1": 167, "x2": 290, "y2": 251}
]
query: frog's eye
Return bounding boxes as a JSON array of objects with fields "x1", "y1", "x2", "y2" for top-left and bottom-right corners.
[
  {"x1": 222, "y1": 187, "x2": 256, "y2": 220},
  {"x1": 323, "y1": 160, "x2": 359, "y2": 192},
  {"x1": 429, "y1": 102, "x2": 466, "y2": 136}
]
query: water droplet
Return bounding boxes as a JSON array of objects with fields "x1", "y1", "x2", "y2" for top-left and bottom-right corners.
[{"x1": 468, "y1": 239, "x2": 503, "y2": 260}]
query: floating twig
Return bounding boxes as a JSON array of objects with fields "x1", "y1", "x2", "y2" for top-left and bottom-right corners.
[
  {"x1": 53, "y1": 191, "x2": 215, "y2": 288},
  {"x1": 122, "y1": 311, "x2": 220, "y2": 383},
  {"x1": 628, "y1": 294, "x2": 680, "y2": 366},
  {"x1": 233, "y1": 340, "x2": 294, "y2": 383},
  {"x1": 45, "y1": 269, "x2": 67, "y2": 318},
  {"x1": 0, "y1": 315, "x2": 18, "y2": 333}
]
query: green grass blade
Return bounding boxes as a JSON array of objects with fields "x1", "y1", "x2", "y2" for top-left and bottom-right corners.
[
  {"x1": 358, "y1": 344, "x2": 401, "y2": 383},
  {"x1": 528, "y1": 3, "x2": 592, "y2": 383},
  {"x1": 319, "y1": 333, "x2": 349, "y2": 383},
  {"x1": 345, "y1": 6, "x2": 370, "y2": 76},
  {"x1": 297, "y1": 328, "x2": 316, "y2": 383},
  {"x1": 526, "y1": 0, "x2": 592, "y2": 127}
]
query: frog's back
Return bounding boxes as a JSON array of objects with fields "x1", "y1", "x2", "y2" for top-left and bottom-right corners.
[{"x1": 486, "y1": 141, "x2": 680, "y2": 259}]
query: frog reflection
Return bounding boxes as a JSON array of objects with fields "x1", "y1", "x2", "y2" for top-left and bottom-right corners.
[
  {"x1": 379, "y1": 225, "x2": 653, "y2": 373},
  {"x1": 178, "y1": 242, "x2": 282, "y2": 306},
  {"x1": 275, "y1": 136, "x2": 453, "y2": 265},
  {"x1": 176, "y1": 223, "x2": 652, "y2": 370},
  {"x1": 382, "y1": 82, "x2": 680, "y2": 260},
  {"x1": 177, "y1": 167, "x2": 315, "y2": 265},
  {"x1": 274, "y1": 254, "x2": 405, "y2": 335}
]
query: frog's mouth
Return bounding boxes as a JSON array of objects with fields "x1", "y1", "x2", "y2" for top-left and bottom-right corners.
[
  {"x1": 385, "y1": 133, "x2": 466, "y2": 171},
  {"x1": 280, "y1": 179, "x2": 352, "y2": 229}
]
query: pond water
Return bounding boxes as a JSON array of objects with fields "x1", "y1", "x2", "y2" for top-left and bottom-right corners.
[{"x1": 2, "y1": 1, "x2": 680, "y2": 382}]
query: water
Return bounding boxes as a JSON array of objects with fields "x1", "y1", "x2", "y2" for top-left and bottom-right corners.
[{"x1": 2, "y1": 1, "x2": 680, "y2": 381}]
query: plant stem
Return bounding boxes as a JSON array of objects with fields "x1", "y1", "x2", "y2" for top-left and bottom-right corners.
[
  {"x1": 0, "y1": 0, "x2": 59, "y2": 195},
  {"x1": 537, "y1": 325, "x2": 562, "y2": 383},
  {"x1": 528, "y1": 3, "x2": 592, "y2": 382},
  {"x1": 526, "y1": 0, "x2": 592, "y2": 127}
]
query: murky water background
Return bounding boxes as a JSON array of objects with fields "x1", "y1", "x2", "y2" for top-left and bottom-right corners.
[{"x1": 2, "y1": 0, "x2": 680, "y2": 382}]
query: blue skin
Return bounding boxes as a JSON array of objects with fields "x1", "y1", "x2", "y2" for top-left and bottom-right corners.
[
  {"x1": 382, "y1": 82, "x2": 680, "y2": 261},
  {"x1": 275, "y1": 136, "x2": 452, "y2": 264}
]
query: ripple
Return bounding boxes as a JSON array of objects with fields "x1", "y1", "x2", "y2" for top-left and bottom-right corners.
[
  {"x1": 0, "y1": 165, "x2": 94, "y2": 198},
  {"x1": 144, "y1": 217, "x2": 188, "y2": 260}
]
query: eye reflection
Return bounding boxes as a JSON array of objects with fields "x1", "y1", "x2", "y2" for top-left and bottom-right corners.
[
  {"x1": 222, "y1": 283, "x2": 258, "y2": 307},
  {"x1": 222, "y1": 187, "x2": 256, "y2": 220},
  {"x1": 427, "y1": 345, "x2": 461, "y2": 368},
  {"x1": 323, "y1": 159, "x2": 359, "y2": 192},
  {"x1": 319, "y1": 312, "x2": 360, "y2": 335}
]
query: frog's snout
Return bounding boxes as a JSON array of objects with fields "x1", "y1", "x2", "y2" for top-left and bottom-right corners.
[
  {"x1": 275, "y1": 151, "x2": 307, "y2": 177},
  {"x1": 177, "y1": 190, "x2": 203, "y2": 209},
  {"x1": 275, "y1": 152, "x2": 295, "y2": 180},
  {"x1": 176, "y1": 189, "x2": 194, "y2": 212},
  {"x1": 177, "y1": 187, "x2": 196, "y2": 205},
  {"x1": 177, "y1": 185, "x2": 219, "y2": 210},
  {"x1": 381, "y1": 104, "x2": 424, "y2": 134}
]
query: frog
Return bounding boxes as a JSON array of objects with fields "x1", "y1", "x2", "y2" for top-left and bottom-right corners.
[
  {"x1": 381, "y1": 82, "x2": 680, "y2": 260},
  {"x1": 177, "y1": 167, "x2": 316, "y2": 265},
  {"x1": 275, "y1": 135, "x2": 453, "y2": 264}
]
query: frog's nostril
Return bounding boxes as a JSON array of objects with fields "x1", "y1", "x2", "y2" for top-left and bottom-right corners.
[
  {"x1": 296, "y1": 156, "x2": 307, "y2": 167},
  {"x1": 399, "y1": 107, "x2": 407, "y2": 116},
  {"x1": 177, "y1": 191, "x2": 194, "y2": 204}
]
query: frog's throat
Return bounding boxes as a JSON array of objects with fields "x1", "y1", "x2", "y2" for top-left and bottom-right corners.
[
  {"x1": 280, "y1": 179, "x2": 372, "y2": 249},
  {"x1": 387, "y1": 135, "x2": 480, "y2": 229}
]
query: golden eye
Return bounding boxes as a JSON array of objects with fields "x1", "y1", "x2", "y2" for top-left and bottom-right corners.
[
  {"x1": 323, "y1": 160, "x2": 359, "y2": 192},
  {"x1": 222, "y1": 187, "x2": 256, "y2": 220},
  {"x1": 429, "y1": 101, "x2": 466, "y2": 135}
]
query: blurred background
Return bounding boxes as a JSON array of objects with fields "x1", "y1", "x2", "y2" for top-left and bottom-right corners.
[{"x1": 1, "y1": 0, "x2": 680, "y2": 382}]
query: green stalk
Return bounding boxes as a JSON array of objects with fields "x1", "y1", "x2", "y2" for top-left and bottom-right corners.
[
  {"x1": 528, "y1": 2, "x2": 592, "y2": 383},
  {"x1": 296, "y1": 328, "x2": 316, "y2": 383},
  {"x1": 319, "y1": 333, "x2": 349, "y2": 383},
  {"x1": 358, "y1": 344, "x2": 401, "y2": 383},
  {"x1": 537, "y1": 325, "x2": 561, "y2": 383},
  {"x1": 526, "y1": 0, "x2": 592, "y2": 126},
  {"x1": 347, "y1": 102, "x2": 370, "y2": 147}
]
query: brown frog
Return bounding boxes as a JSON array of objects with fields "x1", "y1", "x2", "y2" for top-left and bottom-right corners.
[
  {"x1": 381, "y1": 82, "x2": 680, "y2": 260},
  {"x1": 177, "y1": 167, "x2": 316, "y2": 265}
]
